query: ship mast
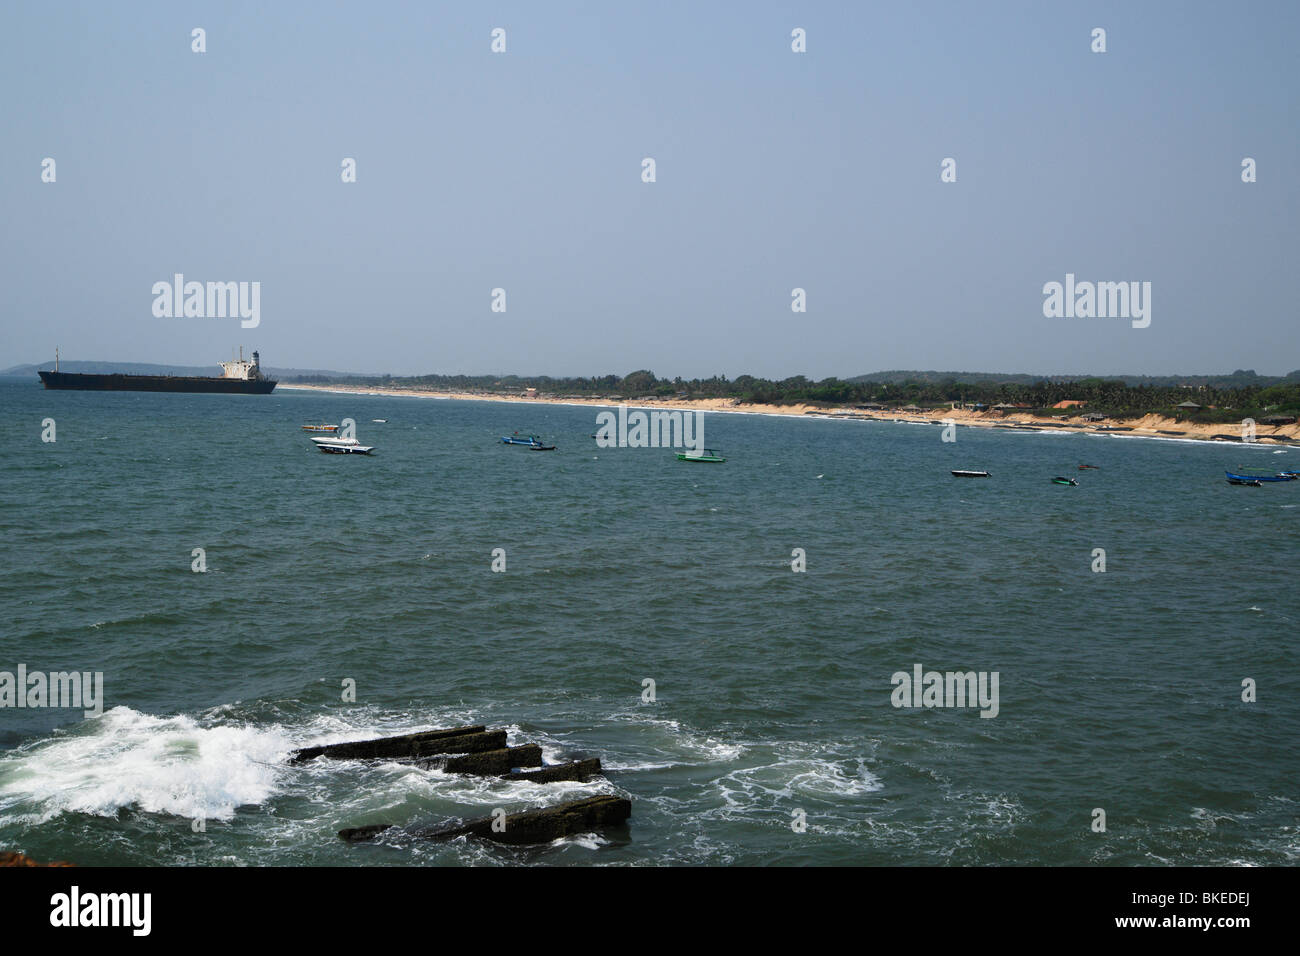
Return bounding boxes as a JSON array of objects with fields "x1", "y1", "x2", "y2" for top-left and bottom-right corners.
[{"x1": 55, "y1": 347, "x2": 59, "y2": 371}]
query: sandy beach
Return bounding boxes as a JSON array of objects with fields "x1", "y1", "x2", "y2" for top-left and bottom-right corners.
[{"x1": 278, "y1": 383, "x2": 1300, "y2": 446}]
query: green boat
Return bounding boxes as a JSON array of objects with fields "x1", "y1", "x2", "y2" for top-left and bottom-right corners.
[{"x1": 676, "y1": 448, "x2": 726, "y2": 463}]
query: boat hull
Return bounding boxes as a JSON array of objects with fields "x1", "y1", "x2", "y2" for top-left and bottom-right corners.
[{"x1": 38, "y1": 370, "x2": 276, "y2": 394}]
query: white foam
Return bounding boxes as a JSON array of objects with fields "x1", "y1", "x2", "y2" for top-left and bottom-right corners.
[
  {"x1": 712, "y1": 755, "x2": 882, "y2": 811},
  {"x1": 556, "y1": 831, "x2": 609, "y2": 850},
  {"x1": 0, "y1": 706, "x2": 290, "y2": 823}
]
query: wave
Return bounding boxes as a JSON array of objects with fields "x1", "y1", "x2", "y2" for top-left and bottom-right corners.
[{"x1": 0, "y1": 706, "x2": 290, "y2": 824}]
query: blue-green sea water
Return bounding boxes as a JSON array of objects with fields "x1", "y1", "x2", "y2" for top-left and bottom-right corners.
[{"x1": 0, "y1": 381, "x2": 1296, "y2": 866}]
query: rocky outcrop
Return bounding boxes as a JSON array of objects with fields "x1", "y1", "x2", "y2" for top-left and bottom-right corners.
[
  {"x1": 288, "y1": 726, "x2": 496, "y2": 762},
  {"x1": 339, "y1": 795, "x2": 631, "y2": 846},
  {"x1": 0, "y1": 851, "x2": 74, "y2": 867},
  {"x1": 419, "y1": 745, "x2": 543, "y2": 775},
  {"x1": 505, "y1": 758, "x2": 602, "y2": 783}
]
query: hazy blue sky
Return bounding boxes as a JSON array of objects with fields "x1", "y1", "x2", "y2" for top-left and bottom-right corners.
[{"x1": 2, "y1": 1, "x2": 1296, "y2": 378}]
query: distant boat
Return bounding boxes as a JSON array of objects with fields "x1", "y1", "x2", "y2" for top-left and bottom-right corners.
[
  {"x1": 1078, "y1": 464, "x2": 1100, "y2": 470},
  {"x1": 502, "y1": 435, "x2": 541, "y2": 446},
  {"x1": 372, "y1": 419, "x2": 387, "y2": 423},
  {"x1": 316, "y1": 443, "x2": 374, "y2": 455},
  {"x1": 1051, "y1": 476, "x2": 1078, "y2": 486},
  {"x1": 1225, "y1": 471, "x2": 1293, "y2": 483},
  {"x1": 311, "y1": 436, "x2": 374, "y2": 455},
  {"x1": 301, "y1": 423, "x2": 339, "y2": 433},
  {"x1": 677, "y1": 448, "x2": 726, "y2": 463},
  {"x1": 40, "y1": 347, "x2": 276, "y2": 394},
  {"x1": 951, "y1": 470, "x2": 989, "y2": 478},
  {"x1": 528, "y1": 443, "x2": 556, "y2": 451},
  {"x1": 1281, "y1": 471, "x2": 1300, "y2": 479},
  {"x1": 1226, "y1": 477, "x2": 1261, "y2": 486}
]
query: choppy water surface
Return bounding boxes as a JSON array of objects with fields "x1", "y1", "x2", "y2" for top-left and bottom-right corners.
[{"x1": 0, "y1": 382, "x2": 1295, "y2": 865}]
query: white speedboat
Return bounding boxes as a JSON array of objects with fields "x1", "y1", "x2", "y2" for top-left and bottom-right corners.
[{"x1": 310, "y1": 436, "x2": 374, "y2": 455}]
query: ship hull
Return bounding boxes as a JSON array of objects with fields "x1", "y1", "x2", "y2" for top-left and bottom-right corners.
[{"x1": 38, "y1": 371, "x2": 276, "y2": 394}]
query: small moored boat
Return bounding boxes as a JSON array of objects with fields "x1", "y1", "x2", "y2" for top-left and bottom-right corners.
[
  {"x1": 316, "y1": 443, "x2": 374, "y2": 455},
  {"x1": 677, "y1": 448, "x2": 726, "y2": 463},
  {"x1": 1225, "y1": 471, "x2": 1293, "y2": 483},
  {"x1": 1051, "y1": 476, "x2": 1078, "y2": 486},
  {"x1": 311, "y1": 436, "x2": 374, "y2": 455},
  {"x1": 502, "y1": 434, "x2": 541, "y2": 446},
  {"x1": 951, "y1": 470, "x2": 989, "y2": 478},
  {"x1": 302, "y1": 423, "x2": 339, "y2": 433}
]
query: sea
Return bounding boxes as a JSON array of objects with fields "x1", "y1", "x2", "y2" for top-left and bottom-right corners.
[{"x1": 0, "y1": 380, "x2": 1295, "y2": 866}]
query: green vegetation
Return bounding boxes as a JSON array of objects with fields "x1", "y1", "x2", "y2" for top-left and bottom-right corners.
[{"x1": 287, "y1": 369, "x2": 1300, "y2": 421}]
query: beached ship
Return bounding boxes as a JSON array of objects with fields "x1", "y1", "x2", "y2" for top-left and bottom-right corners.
[{"x1": 38, "y1": 348, "x2": 277, "y2": 394}]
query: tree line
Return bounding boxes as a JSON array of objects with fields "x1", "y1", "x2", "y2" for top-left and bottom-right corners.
[{"x1": 287, "y1": 370, "x2": 1300, "y2": 416}]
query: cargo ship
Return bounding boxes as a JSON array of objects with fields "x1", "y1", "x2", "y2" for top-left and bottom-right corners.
[{"x1": 38, "y1": 348, "x2": 277, "y2": 394}]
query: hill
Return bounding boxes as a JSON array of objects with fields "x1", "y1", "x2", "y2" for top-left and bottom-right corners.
[{"x1": 847, "y1": 369, "x2": 1300, "y2": 388}]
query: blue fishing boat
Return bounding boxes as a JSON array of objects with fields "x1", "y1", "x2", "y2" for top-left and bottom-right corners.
[
  {"x1": 502, "y1": 434, "x2": 541, "y2": 446},
  {"x1": 1225, "y1": 471, "x2": 1294, "y2": 483}
]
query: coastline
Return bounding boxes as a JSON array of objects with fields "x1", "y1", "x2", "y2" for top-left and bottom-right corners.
[{"x1": 277, "y1": 383, "x2": 1300, "y2": 446}]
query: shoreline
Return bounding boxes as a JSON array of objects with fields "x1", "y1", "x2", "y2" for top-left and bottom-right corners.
[{"x1": 276, "y1": 383, "x2": 1300, "y2": 447}]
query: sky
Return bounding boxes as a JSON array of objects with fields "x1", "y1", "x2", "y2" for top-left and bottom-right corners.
[{"x1": 1, "y1": 1, "x2": 1297, "y2": 379}]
